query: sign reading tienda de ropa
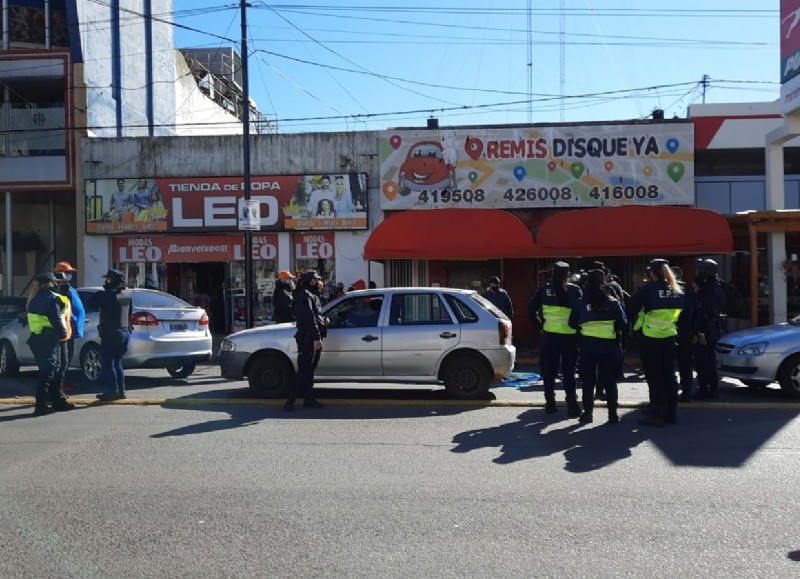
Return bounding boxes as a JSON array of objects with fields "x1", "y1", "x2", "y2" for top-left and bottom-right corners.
[{"x1": 379, "y1": 123, "x2": 694, "y2": 210}]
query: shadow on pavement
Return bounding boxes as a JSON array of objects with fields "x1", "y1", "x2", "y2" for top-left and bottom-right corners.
[{"x1": 451, "y1": 406, "x2": 799, "y2": 470}]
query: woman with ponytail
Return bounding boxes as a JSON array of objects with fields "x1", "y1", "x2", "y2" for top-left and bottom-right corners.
[{"x1": 628, "y1": 259, "x2": 685, "y2": 426}]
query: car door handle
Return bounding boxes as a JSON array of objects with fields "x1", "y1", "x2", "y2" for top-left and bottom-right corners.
[
  {"x1": 362, "y1": 335, "x2": 380, "y2": 342},
  {"x1": 439, "y1": 332, "x2": 458, "y2": 339}
]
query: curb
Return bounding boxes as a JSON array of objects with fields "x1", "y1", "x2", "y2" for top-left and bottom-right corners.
[{"x1": 1, "y1": 397, "x2": 798, "y2": 411}]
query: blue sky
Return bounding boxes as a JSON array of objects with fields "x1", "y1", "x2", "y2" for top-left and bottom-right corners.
[{"x1": 171, "y1": 1, "x2": 779, "y2": 133}]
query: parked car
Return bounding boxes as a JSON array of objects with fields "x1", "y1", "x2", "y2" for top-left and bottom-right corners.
[
  {"x1": 219, "y1": 287, "x2": 516, "y2": 400},
  {"x1": 716, "y1": 317, "x2": 800, "y2": 398},
  {"x1": 0, "y1": 287, "x2": 212, "y2": 383},
  {"x1": 0, "y1": 297, "x2": 26, "y2": 329}
]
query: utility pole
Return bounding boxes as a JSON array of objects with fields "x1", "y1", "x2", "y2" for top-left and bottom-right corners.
[
  {"x1": 701, "y1": 74, "x2": 710, "y2": 104},
  {"x1": 241, "y1": 0, "x2": 254, "y2": 329}
]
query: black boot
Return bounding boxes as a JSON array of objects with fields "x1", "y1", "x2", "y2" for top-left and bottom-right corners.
[
  {"x1": 607, "y1": 409, "x2": 620, "y2": 424},
  {"x1": 544, "y1": 397, "x2": 557, "y2": 414},
  {"x1": 578, "y1": 411, "x2": 593, "y2": 424},
  {"x1": 567, "y1": 401, "x2": 581, "y2": 419},
  {"x1": 283, "y1": 398, "x2": 295, "y2": 412}
]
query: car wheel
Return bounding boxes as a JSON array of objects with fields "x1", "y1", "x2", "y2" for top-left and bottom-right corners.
[
  {"x1": 248, "y1": 355, "x2": 293, "y2": 398},
  {"x1": 0, "y1": 340, "x2": 20, "y2": 377},
  {"x1": 778, "y1": 354, "x2": 800, "y2": 399},
  {"x1": 79, "y1": 343, "x2": 103, "y2": 384},
  {"x1": 444, "y1": 356, "x2": 491, "y2": 399},
  {"x1": 166, "y1": 361, "x2": 196, "y2": 379}
]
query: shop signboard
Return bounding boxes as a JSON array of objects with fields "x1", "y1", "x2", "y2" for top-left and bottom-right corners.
[
  {"x1": 112, "y1": 233, "x2": 279, "y2": 263},
  {"x1": 379, "y1": 124, "x2": 694, "y2": 210},
  {"x1": 781, "y1": 0, "x2": 800, "y2": 114},
  {"x1": 86, "y1": 173, "x2": 368, "y2": 234}
]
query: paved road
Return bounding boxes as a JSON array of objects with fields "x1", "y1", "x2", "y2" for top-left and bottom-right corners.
[{"x1": 1, "y1": 356, "x2": 799, "y2": 413}]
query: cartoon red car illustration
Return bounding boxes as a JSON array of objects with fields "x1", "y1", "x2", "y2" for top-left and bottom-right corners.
[{"x1": 397, "y1": 141, "x2": 456, "y2": 196}]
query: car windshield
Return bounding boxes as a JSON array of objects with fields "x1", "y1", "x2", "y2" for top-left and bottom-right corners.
[{"x1": 467, "y1": 292, "x2": 509, "y2": 320}]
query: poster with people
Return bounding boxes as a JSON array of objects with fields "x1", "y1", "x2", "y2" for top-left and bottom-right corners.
[{"x1": 85, "y1": 178, "x2": 168, "y2": 233}]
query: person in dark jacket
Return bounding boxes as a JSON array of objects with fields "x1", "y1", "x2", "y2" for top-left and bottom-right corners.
[
  {"x1": 284, "y1": 270, "x2": 327, "y2": 411},
  {"x1": 482, "y1": 276, "x2": 514, "y2": 319},
  {"x1": 53, "y1": 261, "x2": 86, "y2": 397},
  {"x1": 628, "y1": 259, "x2": 685, "y2": 426},
  {"x1": 26, "y1": 272, "x2": 73, "y2": 415},
  {"x1": 528, "y1": 261, "x2": 583, "y2": 417},
  {"x1": 569, "y1": 269, "x2": 628, "y2": 424},
  {"x1": 672, "y1": 266, "x2": 697, "y2": 402},
  {"x1": 272, "y1": 270, "x2": 296, "y2": 323},
  {"x1": 692, "y1": 258, "x2": 726, "y2": 400},
  {"x1": 87, "y1": 269, "x2": 132, "y2": 401}
]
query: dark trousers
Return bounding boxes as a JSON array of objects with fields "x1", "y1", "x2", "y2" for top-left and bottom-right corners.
[
  {"x1": 28, "y1": 333, "x2": 62, "y2": 407},
  {"x1": 540, "y1": 332, "x2": 578, "y2": 405},
  {"x1": 100, "y1": 329, "x2": 130, "y2": 395},
  {"x1": 579, "y1": 350, "x2": 619, "y2": 415},
  {"x1": 640, "y1": 337, "x2": 678, "y2": 412},
  {"x1": 694, "y1": 335, "x2": 719, "y2": 394},
  {"x1": 676, "y1": 338, "x2": 694, "y2": 395},
  {"x1": 288, "y1": 340, "x2": 321, "y2": 401}
]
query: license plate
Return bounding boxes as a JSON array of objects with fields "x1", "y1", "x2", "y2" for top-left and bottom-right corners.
[{"x1": 170, "y1": 323, "x2": 188, "y2": 332}]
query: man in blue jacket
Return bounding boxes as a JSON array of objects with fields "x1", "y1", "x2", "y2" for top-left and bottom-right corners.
[{"x1": 53, "y1": 261, "x2": 85, "y2": 395}]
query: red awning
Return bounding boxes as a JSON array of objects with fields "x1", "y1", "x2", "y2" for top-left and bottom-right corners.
[
  {"x1": 364, "y1": 208, "x2": 543, "y2": 260},
  {"x1": 536, "y1": 205, "x2": 733, "y2": 257}
]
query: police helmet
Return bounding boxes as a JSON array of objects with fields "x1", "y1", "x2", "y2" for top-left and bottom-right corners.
[
  {"x1": 699, "y1": 258, "x2": 719, "y2": 276},
  {"x1": 299, "y1": 270, "x2": 323, "y2": 286}
]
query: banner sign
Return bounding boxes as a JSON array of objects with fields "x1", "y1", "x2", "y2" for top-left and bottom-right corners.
[
  {"x1": 782, "y1": 0, "x2": 800, "y2": 113},
  {"x1": 112, "y1": 233, "x2": 279, "y2": 263},
  {"x1": 86, "y1": 173, "x2": 368, "y2": 234},
  {"x1": 293, "y1": 232, "x2": 335, "y2": 261},
  {"x1": 379, "y1": 124, "x2": 694, "y2": 210}
]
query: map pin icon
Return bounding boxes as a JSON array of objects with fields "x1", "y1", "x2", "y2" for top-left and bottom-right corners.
[
  {"x1": 605, "y1": 161, "x2": 614, "y2": 172},
  {"x1": 668, "y1": 162, "x2": 685, "y2": 182},
  {"x1": 547, "y1": 161, "x2": 556, "y2": 172},
  {"x1": 465, "y1": 137, "x2": 484, "y2": 161},
  {"x1": 513, "y1": 165, "x2": 527, "y2": 181},
  {"x1": 389, "y1": 135, "x2": 402, "y2": 149},
  {"x1": 570, "y1": 161, "x2": 584, "y2": 179},
  {"x1": 468, "y1": 171, "x2": 478, "y2": 183},
  {"x1": 666, "y1": 138, "x2": 679, "y2": 154}
]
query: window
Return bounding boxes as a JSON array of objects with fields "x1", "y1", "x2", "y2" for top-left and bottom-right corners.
[
  {"x1": 444, "y1": 294, "x2": 479, "y2": 323},
  {"x1": 389, "y1": 293, "x2": 452, "y2": 326},
  {"x1": 327, "y1": 295, "x2": 384, "y2": 328}
]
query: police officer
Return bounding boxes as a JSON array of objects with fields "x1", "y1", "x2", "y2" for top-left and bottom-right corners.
[
  {"x1": 284, "y1": 270, "x2": 327, "y2": 411},
  {"x1": 528, "y1": 261, "x2": 583, "y2": 417},
  {"x1": 569, "y1": 269, "x2": 627, "y2": 424},
  {"x1": 672, "y1": 266, "x2": 697, "y2": 402},
  {"x1": 482, "y1": 275, "x2": 514, "y2": 319},
  {"x1": 693, "y1": 258, "x2": 726, "y2": 400},
  {"x1": 26, "y1": 272, "x2": 73, "y2": 415},
  {"x1": 628, "y1": 259, "x2": 685, "y2": 426},
  {"x1": 87, "y1": 269, "x2": 132, "y2": 401}
]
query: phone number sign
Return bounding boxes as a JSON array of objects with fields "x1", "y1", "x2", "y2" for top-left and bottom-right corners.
[{"x1": 378, "y1": 123, "x2": 694, "y2": 210}]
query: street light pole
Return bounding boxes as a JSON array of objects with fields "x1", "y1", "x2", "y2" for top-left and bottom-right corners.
[{"x1": 240, "y1": 0, "x2": 254, "y2": 329}]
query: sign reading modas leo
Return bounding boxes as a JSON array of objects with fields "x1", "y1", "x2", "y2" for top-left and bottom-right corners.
[
  {"x1": 379, "y1": 123, "x2": 694, "y2": 210},
  {"x1": 112, "y1": 234, "x2": 280, "y2": 263}
]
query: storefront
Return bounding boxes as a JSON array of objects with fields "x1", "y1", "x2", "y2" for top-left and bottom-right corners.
[{"x1": 87, "y1": 173, "x2": 367, "y2": 334}]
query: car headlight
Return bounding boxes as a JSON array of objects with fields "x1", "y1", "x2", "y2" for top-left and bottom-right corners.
[
  {"x1": 220, "y1": 339, "x2": 236, "y2": 352},
  {"x1": 735, "y1": 341, "x2": 768, "y2": 356}
]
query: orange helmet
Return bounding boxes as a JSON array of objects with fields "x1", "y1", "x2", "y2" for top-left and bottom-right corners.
[{"x1": 54, "y1": 261, "x2": 77, "y2": 273}]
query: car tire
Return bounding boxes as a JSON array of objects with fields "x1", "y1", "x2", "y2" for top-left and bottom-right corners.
[
  {"x1": 79, "y1": 343, "x2": 104, "y2": 384},
  {"x1": 778, "y1": 354, "x2": 800, "y2": 399},
  {"x1": 0, "y1": 340, "x2": 20, "y2": 377},
  {"x1": 248, "y1": 355, "x2": 293, "y2": 398},
  {"x1": 166, "y1": 361, "x2": 196, "y2": 379},
  {"x1": 444, "y1": 355, "x2": 491, "y2": 399}
]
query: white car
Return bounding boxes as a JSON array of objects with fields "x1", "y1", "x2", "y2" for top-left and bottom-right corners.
[
  {"x1": 0, "y1": 287, "x2": 212, "y2": 383},
  {"x1": 219, "y1": 287, "x2": 516, "y2": 399}
]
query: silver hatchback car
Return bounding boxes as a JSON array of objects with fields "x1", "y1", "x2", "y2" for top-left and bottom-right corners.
[
  {"x1": 716, "y1": 318, "x2": 800, "y2": 398},
  {"x1": 0, "y1": 287, "x2": 212, "y2": 383},
  {"x1": 219, "y1": 287, "x2": 516, "y2": 399}
]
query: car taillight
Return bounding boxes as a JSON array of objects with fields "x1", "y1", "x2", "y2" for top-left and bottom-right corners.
[
  {"x1": 130, "y1": 311, "x2": 158, "y2": 326},
  {"x1": 200, "y1": 311, "x2": 209, "y2": 326},
  {"x1": 498, "y1": 319, "x2": 510, "y2": 345}
]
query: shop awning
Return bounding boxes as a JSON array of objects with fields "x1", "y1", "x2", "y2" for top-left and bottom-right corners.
[
  {"x1": 536, "y1": 205, "x2": 733, "y2": 257},
  {"x1": 364, "y1": 208, "x2": 543, "y2": 260}
]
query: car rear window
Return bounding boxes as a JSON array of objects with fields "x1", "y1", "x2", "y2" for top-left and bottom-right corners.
[
  {"x1": 468, "y1": 292, "x2": 508, "y2": 320},
  {"x1": 443, "y1": 294, "x2": 479, "y2": 323},
  {"x1": 133, "y1": 291, "x2": 191, "y2": 308}
]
